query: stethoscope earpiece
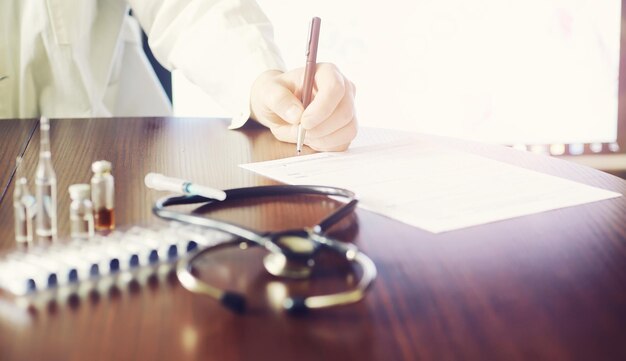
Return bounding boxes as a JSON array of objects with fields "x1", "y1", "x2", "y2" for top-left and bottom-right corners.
[
  {"x1": 220, "y1": 291, "x2": 247, "y2": 314},
  {"x1": 283, "y1": 297, "x2": 309, "y2": 315}
]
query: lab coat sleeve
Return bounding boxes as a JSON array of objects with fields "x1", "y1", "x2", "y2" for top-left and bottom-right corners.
[{"x1": 127, "y1": 0, "x2": 286, "y2": 128}]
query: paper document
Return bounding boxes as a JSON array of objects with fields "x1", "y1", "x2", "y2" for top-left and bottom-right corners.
[{"x1": 240, "y1": 140, "x2": 621, "y2": 233}]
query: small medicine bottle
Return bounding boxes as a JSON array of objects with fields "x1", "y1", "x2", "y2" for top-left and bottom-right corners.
[
  {"x1": 69, "y1": 184, "x2": 95, "y2": 240},
  {"x1": 35, "y1": 116, "x2": 57, "y2": 242},
  {"x1": 91, "y1": 160, "x2": 115, "y2": 231},
  {"x1": 14, "y1": 157, "x2": 36, "y2": 246}
]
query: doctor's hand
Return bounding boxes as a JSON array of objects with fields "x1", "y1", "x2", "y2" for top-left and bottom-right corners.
[{"x1": 250, "y1": 64, "x2": 357, "y2": 152}]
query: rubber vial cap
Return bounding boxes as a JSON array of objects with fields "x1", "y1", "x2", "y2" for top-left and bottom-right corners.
[
  {"x1": 92, "y1": 160, "x2": 112, "y2": 173},
  {"x1": 68, "y1": 184, "x2": 91, "y2": 200}
]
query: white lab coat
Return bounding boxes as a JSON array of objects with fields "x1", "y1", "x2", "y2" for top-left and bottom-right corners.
[{"x1": 0, "y1": 0, "x2": 285, "y2": 128}]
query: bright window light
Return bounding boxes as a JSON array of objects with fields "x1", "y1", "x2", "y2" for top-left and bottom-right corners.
[{"x1": 174, "y1": 0, "x2": 621, "y2": 145}]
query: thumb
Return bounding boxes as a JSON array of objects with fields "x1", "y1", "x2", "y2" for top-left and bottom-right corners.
[{"x1": 265, "y1": 83, "x2": 304, "y2": 125}]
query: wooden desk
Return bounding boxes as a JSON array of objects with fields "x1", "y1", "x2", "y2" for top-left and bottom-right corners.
[
  {"x1": 0, "y1": 120, "x2": 37, "y2": 204},
  {"x1": 0, "y1": 117, "x2": 625, "y2": 360}
]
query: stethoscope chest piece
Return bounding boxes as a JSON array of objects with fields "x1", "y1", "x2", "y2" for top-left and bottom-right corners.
[{"x1": 263, "y1": 230, "x2": 319, "y2": 279}]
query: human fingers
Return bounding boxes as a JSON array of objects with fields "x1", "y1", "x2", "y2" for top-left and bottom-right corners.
[
  {"x1": 304, "y1": 85, "x2": 356, "y2": 139},
  {"x1": 306, "y1": 117, "x2": 358, "y2": 152},
  {"x1": 261, "y1": 80, "x2": 304, "y2": 125},
  {"x1": 268, "y1": 122, "x2": 298, "y2": 144},
  {"x1": 250, "y1": 70, "x2": 303, "y2": 128},
  {"x1": 300, "y1": 63, "x2": 347, "y2": 129}
]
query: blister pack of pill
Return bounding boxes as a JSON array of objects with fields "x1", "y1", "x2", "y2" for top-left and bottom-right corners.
[{"x1": 0, "y1": 223, "x2": 232, "y2": 308}]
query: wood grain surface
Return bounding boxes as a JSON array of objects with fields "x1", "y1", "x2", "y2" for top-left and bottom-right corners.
[
  {"x1": 0, "y1": 119, "x2": 37, "y2": 205},
  {"x1": 0, "y1": 117, "x2": 625, "y2": 361}
]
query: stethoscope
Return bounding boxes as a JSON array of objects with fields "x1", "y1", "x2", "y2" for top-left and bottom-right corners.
[{"x1": 152, "y1": 185, "x2": 377, "y2": 315}]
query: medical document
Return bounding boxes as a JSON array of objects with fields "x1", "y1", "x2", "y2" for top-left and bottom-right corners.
[{"x1": 240, "y1": 140, "x2": 621, "y2": 233}]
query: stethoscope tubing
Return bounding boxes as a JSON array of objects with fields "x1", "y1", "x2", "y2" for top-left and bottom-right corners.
[
  {"x1": 153, "y1": 184, "x2": 375, "y2": 314},
  {"x1": 154, "y1": 185, "x2": 357, "y2": 244}
]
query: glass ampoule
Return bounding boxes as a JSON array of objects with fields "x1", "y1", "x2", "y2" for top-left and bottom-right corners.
[
  {"x1": 91, "y1": 160, "x2": 115, "y2": 231},
  {"x1": 35, "y1": 116, "x2": 58, "y2": 242},
  {"x1": 13, "y1": 157, "x2": 36, "y2": 247},
  {"x1": 69, "y1": 184, "x2": 95, "y2": 240}
]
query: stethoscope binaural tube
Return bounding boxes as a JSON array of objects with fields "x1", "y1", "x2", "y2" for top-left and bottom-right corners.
[{"x1": 152, "y1": 185, "x2": 376, "y2": 314}]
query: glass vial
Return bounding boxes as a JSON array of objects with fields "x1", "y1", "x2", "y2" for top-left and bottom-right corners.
[
  {"x1": 14, "y1": 157, "x2": 36, "y2": 246},
  {"x1": 69, "y1": 184, "x2": 95, "y2": 240},
  {"x1": 91, "y1": 160, "x2": 115, "y2": 231},
  {"x1": 35, "y1": 116, "x2": 58, "y2": 242}
]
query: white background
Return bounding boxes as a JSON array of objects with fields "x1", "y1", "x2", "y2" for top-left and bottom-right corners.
[{"x1": 174, "y1": 0, "x2": 621, "y2": 145}]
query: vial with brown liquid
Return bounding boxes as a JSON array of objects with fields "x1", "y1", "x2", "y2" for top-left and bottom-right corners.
[{"x1": 91, "y1": 160, "x2": 115, "y2": 231}]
